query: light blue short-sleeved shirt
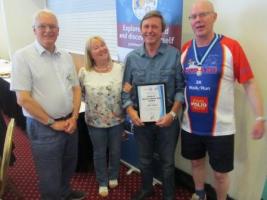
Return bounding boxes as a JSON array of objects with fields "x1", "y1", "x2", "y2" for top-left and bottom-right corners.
[{"x1": 11, "y1": 41, "x2": 79, "y2": 119}]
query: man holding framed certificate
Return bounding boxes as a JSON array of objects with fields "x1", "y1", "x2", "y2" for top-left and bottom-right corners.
[{"x1": 122, "y1": 11, "x2": 185, "y2": 200}]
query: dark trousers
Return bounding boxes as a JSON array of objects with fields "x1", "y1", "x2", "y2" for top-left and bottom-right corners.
[{"x1": 134, "y1": 119, "x2": 179, "y2": 200}]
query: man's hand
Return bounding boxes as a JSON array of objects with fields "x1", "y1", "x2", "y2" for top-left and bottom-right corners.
[
  {"x1": 123, "y1": 82, "x2": 133, "y2": 93},
  {"x1": 251, "y1": 120, "x2": 265, "y2": 139},
  {"x1": 156, "y1": 113, "x2": 174, "y2": 127},
  {"x1": 64, "y1": 117, "x2": 77, "y2": 134},
  {"x1": 50, "y1": 120, "x2": 68, "y2": 132},
  {"x1": 127, "y1": 106, "x2": 144, "y2": 126}
]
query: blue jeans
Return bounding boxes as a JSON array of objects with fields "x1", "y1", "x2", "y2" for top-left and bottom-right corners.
[
  {"x1": 134, "y1": 120, "x2": 179, "y2": 200},
  {"x1": 26, "y1": 118, "x2": 78, "y2": 200},
  {"x1": 88, "y1": 123, "x2": 123, "y2": 186}
]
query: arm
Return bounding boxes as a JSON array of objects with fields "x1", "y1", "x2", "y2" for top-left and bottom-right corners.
[
  {"x1": 122, "y1": 80, "x2": 144, "y2": 126},
  {"x1": 78, "y1": 67, "x2": 86, "y2": 102},
  {"x1": 155, "y1": 101, "x2": 183, "y2": 127},
  {"x1": 126, "y1": 105, "x2": 144, "y2": 126},
  {"x1": 71, "y1": 85, "x2": 81, "y2": 120},
  {"x1": 243, "y1": 79, "x2": 265, "y2": 139},
  {"x1": 16, "y1": 91, "x2": 67, "y2": 131},
  {"x1": 65, "y1": 85, "x2": 81, "y2": 134},
  {"x1": 156, "y1": 52, "x2": 185, "y2": 127},
  {"x1": 64, "y1": 56, "x2": 82, "y2": 133},
  {"x1": 122, "y1": 58, "x2": 143, "y2": 126}
]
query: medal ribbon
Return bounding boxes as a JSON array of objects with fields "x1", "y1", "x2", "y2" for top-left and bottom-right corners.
[{"x1": 193, "y1": 33, "x2": 220, "y2": 66}]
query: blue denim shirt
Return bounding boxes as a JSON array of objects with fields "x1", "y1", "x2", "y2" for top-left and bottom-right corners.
[{"x1": 122, "y1": 43, "x2": 185, "y2": 109}]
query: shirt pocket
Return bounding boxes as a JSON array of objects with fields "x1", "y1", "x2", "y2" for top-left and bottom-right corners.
[
  {"x1": 132, "y1": 69, "x2": 146, "y2": 85},
  {"x1": 61, "y1": 64, "x2": 75, "y2": 89},
  {"x1": 160, "y1": 68, "x2": 175, "y2": 83}
]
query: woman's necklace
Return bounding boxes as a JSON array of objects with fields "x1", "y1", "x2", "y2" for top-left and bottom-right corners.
[{"x1": 94, "y1": 63, "x2": 112, "y2": 73}]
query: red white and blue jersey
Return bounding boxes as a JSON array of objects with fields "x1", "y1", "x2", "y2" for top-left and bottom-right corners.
[{"x1": 181, "y1": 35, "x2": 253, "y2": 136}]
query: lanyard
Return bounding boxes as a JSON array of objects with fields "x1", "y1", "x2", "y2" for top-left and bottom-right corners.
[{"x1": 193, "y1": 34, "x2": 219, "y2": 66}]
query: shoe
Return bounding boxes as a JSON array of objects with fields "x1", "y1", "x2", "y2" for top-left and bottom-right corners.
[
  {"x1": 109, "y1": 179, "x2": 118, "y2": 188},
  {"x1": 131, "y1": 189, "x2": 154, "y2": 200},
  {"x1": 99, "y1": 186, "x2": 109, "y2": 197},
  {"x1": 191, "y1": 193, "x2": 207, "y2": 200},
  {"x1": 65, "y1": 190, "x2": 85, "y2": 200}
]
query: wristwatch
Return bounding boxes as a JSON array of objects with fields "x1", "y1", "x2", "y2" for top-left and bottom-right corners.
[
  {"x1": 169, "y1": 111, "x2": 177, "y2": 120},
  {"x1": 255, "y1": 116, "x2": 266, "y2": 122},
  {"x1": 47, "y1": 118, "x2": 55, "y2": 126}
]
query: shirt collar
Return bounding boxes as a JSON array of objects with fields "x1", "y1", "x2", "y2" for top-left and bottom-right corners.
[
  {"x1": 140, "y1": 42, "x2": 165, "y2": 57},
  {"x1": 34, "y1": 40, "x2": 61, "y2": 56}
]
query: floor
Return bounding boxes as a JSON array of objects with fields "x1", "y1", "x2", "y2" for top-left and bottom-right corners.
[{"x1": 3, "y1": 125, "x2": 192, "y2": 200}]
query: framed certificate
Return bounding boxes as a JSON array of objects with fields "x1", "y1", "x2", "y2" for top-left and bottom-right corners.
[{"x1": 136, "y1": 83, "x2": 166, "y2": 122}]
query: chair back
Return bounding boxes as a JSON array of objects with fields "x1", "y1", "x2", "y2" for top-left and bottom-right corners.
[{"x1": 0, "y1": 118, "x2": 15, "y2": 197}]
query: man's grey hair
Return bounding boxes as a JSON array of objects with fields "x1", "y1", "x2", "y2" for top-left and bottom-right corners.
[{"x1": 32, "y1": 9, "x2": 58, "y2": 28}]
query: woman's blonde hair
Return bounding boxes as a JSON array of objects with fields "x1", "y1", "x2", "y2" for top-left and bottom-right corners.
[{"x1": 84, "y1": 36, "x2": 112, "y2": 71}]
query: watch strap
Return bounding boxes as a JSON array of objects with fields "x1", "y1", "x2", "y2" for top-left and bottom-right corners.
[
  {"x1": 169, "y1": 111, "x2": 177, "y2": 120},
  {"x1": 256, "y1": 116, "x2": 266, "y2": 122},
  {"x1": 47, "y1": 118, "x2": 55, "y2": 126}
]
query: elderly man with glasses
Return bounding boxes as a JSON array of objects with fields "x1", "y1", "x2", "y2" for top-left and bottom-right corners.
[
  {"x1": 181, "y1": 1, "x2": 265, "y2": 200},
  {"x1": 11, "y1": 9, "x2": 84, "y2": 200}
]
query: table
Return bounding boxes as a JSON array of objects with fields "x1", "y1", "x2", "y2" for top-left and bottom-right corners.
[
  {"x1": 0, "y1": 78, "x2": 26, "y2": 130},
  {"x1": 0, "y1": 59, "x2": 11, "y2": 80},
  {"x1": 0, "y1": 60, "x2": 26, "y2": 130}
]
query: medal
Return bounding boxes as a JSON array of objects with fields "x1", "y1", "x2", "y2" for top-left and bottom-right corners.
[{"x1": 196, "y1": 66, "x2": 202, "y2": 76}]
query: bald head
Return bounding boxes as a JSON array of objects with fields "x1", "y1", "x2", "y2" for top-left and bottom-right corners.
[{"x1": 191, "y1": 0, "x2": 215, "y2": 14}]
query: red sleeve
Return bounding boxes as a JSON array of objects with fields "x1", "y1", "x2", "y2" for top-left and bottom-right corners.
[
  {"x1": 221, "y1": 37, "x2": 254, "y2": 83},
  {"x1": 182, "y1": 40, "x2": 192, "y2": 53}
]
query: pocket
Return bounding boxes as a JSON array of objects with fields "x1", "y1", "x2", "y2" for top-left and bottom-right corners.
[
  {"x1": 132, "y1": 70, "x2": 146, "y2": 84},
  {"x1": 160, "y1": 68, "x2": 175, "y2": 83},
  {"x1": 26, "y1": 118, "x2": 59, "y2": 143}
]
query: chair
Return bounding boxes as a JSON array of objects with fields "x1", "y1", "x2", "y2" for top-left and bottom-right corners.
[{"x1": 0, "y1": 118, "x2": 15, "y2": 197}]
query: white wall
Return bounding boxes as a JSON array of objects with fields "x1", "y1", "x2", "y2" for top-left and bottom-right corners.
[
  {"x1": 175, "y1": 1, "x2": 267, "y2": 200},
  {"x1": 0, "y1": 0, "x2": 45, "y2": 58},
  {"x1": 0, "y1": 1, "x2": 9, "y2": 59}
]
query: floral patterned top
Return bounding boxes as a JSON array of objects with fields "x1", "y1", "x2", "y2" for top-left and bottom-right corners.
[{"x1": 78, "y1": 62, "x2": 124, "y2": 128}]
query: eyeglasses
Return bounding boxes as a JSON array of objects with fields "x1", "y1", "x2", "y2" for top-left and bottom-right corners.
[
  {"x1": 188, "y1": 11, "x2": 214, "y2": 20},
  {"x1": 34, "y1": 24, "x2": 58, "y2": 31}
]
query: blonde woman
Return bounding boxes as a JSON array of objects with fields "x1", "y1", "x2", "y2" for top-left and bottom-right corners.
[{"x1": 79, "y1": 36, "x2": 124, "y2": 197}]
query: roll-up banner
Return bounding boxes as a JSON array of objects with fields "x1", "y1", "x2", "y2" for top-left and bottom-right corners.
[{"x1": 116, "y1": 0, "x2": 183, "y2": 62}]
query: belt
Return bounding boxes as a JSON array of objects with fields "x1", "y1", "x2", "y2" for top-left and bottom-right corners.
[{"x1": 55, "y1": 113, "x2": 72, "y2": 121}]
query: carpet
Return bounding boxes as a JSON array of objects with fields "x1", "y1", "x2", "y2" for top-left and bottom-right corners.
[{"x1": 3, "y1": 125, "x2": 192, "y2": 200}]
